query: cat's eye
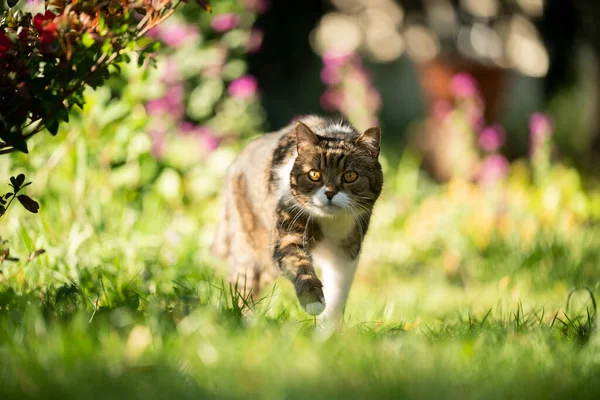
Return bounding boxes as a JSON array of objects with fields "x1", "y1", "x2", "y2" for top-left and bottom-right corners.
[
  {"x1": 342, "y1": 170, "x2": 358, "y2": 183},
  {"x1": 308, "y1": 170, "x2": 322, "y2": 182}
]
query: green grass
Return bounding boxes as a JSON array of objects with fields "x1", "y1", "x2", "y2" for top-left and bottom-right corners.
[{"x1": 2, "y1": 127, "x2": 600, "y2": 399}]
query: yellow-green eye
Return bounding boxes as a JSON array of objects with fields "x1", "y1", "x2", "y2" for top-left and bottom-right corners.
[
  {"x1": 343, "y1": 170, "x2": 358, "y2": 183},
  {"x1": 308, "y1": 170, "x2": 322, "y2": 182}
]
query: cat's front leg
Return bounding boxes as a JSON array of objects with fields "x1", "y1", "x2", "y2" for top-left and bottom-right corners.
[
  {"x1": 314, "y1": 246, "x2": 358, "y2": 333},
  {"x1": 273, "y1": 204, "x2": 325, "y2": 316}
]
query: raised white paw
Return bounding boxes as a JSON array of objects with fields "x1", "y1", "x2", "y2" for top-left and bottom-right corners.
[{"x1": 305, "y1": 301, "x2": 326, "y2": 316}]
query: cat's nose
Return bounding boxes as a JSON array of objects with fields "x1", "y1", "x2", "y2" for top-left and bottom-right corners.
[{"x1": 325, "y1": 190, "x2": 336, "y2": 200}]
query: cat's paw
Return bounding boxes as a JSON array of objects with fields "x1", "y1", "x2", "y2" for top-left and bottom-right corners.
[
  {"x1": 305, "y1": 301, "x2": 326, "y2": 316},
  {"x1": 294, "y1": 273, "x2": 326, "y2": 316}
]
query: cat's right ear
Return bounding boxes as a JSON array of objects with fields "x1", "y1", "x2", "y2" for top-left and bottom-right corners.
[{"x1": 295, "y1": 122, "x2": 319, "y2": 153}]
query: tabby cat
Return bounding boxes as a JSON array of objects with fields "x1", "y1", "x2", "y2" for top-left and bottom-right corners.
[{"x1": 213, "y1": 115, "x2": 383, "y2": 329}]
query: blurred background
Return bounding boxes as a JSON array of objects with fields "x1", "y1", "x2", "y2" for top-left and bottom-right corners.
[{"x1": 114, "y1": 0, "x2": 600, "y2": 178}]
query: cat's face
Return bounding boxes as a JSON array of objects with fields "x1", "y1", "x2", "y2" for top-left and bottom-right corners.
[{"x1": 289, "y1": 122, "x2": 383, "y2": 218}]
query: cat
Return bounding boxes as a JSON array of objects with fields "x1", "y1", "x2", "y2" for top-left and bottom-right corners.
[{"x1": 212, "y1": 115, "x2": 383, "y2": 329}]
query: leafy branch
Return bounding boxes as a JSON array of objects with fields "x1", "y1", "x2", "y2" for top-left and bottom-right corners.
[
  {"x1": 0, "y1": 0, "x2": 212, "y2": 155},
  {"x1": 0, "y1": 173, "x2": 39, "y2": 218}
]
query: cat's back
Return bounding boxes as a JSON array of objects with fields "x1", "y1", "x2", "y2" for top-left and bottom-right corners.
[{"x1": 226, "y1": 115, "x2": 328, "y2": 200}]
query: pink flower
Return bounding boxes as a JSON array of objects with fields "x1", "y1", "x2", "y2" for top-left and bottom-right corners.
[
  {"x1": 529, "y1": 112, "x2": 553, "y2": 139},
  {"x1": 451, "y1": 73, "x2": 478, "y2": 98},
  {"x1": 433, "y1": 100, "x2": 453, "y2": 121},
  {"x1": 228, "y1": 75, "x2": 258, "y2": 99},
  {"x1": 245, "y1": 29, "x2": 264, "y2": 53},
  {"x1": 146, "y1": 84, "x2": 184, "y2": 118},
  {"x1": 243, "y1": 0, "x2": 270, "y2": 13},
  {"x1": 149, "y1": 126, "x2": 167, "y2": 158},
  {"x1": 320, "y1": 90, "x2": 343, "y2": 112},
  {"x1": 161, "y1": 58, "x2": 183, "y2": 84},
  {"x1": 320, "y1": 65, "x2": 341, "y2": 85},
  {"x1": 211, "y1": 13, "x2": 239, "y2": 33},
  {"x1": 478, "y1": 154, "x2": 510, "y2": 185},
  {"x1": 198, "y1": 127, "x2": 220, "y2": 152},
  {"x1": 479, "y1": 125, "x2": 506, "y2": 153},
  {"x1": 157, "y1": 23, "x2": 199, "y2": 47},
  {"x1": 322, "y1": 50, "x2": 350, "y2": 68},
  {"x1": 179, "y1": 121, "x2": 196, "y2": 134}
]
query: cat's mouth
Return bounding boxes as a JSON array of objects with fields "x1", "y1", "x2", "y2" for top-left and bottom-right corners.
[{"x1": 315, "y1": 203, "x2": 342, "y2": 216}]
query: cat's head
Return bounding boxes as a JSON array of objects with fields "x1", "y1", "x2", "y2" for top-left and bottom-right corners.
[{"x1": 289, "y1": 121, "x2": 383, "y2": 218}]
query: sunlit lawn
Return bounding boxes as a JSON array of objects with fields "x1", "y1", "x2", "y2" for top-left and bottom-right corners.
[{"x1": 1, "y1": 119, "x2": 600, "y2": 399}]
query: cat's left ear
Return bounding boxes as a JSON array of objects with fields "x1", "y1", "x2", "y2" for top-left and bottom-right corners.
[
  {"x1": 356, "y1": 127, "x2": 381, "y2": 157},
  {"x1": 296, "y1": 122, "x2": 320, "y2": 153}
]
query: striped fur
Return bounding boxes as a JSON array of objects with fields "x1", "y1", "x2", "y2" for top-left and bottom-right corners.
[{"x1": 213, "y1": 115, "x2": 383, "y2": 328}]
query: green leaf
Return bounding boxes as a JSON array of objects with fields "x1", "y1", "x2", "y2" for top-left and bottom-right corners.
[
  {"x1": 17, "y1": 195, "x2": 39, "y2": 214},
  {"x1": 98, "y1": 13, "x2": 106, "y2": 34},
  {"x1": 47, "y1": 120, "x2": 59, "y2": 136},
  {"x1": 81, "y1": 32, "x2": 95, "y2": 48},
  {"x1": 148, "y1": 42, "x2": 162, "y2": 52},
  {"x1": 7, "y1": 0, "x2": 20, "y2": 7},
  {"x1": 11, "y1": 139, "x2": 29, "y2": 154}
]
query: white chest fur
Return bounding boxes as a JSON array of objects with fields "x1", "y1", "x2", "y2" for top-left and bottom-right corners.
[
  {"x1": 317, "y1": 212, "x2": 356, "y2": 241},
  {"x1": 312, "y1": 212, "x2": 359, "y2": 326},
  {"x1": 312, "y1": 212, "x2": 356, "y2": 269}
]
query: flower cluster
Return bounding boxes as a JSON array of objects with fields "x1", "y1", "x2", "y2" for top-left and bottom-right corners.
[
  {"x1": 142, "y1": 0, "x2": 267, "y2": 160},
  {"x1": 319, "y1": 51, "x2": 381, "y2": 129},
  {"x1": 0, "y1": 0, "x2": 212, "y2": 155},
  {"x1": 430, "y1": 72, "x2": 555, "y2": 187}
]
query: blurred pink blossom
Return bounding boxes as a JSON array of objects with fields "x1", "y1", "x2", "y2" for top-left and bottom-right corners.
[
  {"x1": 322, "y1": 51, "x2": 350, "y2": 68},
  {"x1": 147, "y1": 23, "x2": 198, "y2": 47},
  {"x1": 320, "y1": 90, "x2": 344, "y2": 112},
  {"x1": 160, "y1": 24, "x2": 199, "y2": 47},
  {"x1": 529, "y1": 112, "x2": 554, "y2": 139},
  {"x1": 243, "y1": 0, "x2": 270, "y2": 13},
  {"x1": 245, "y1": 29, "x2": 264, "y2": 53},
  {"x1": 228, "y1": 75, "x2": 258, "y2": 99},
  {"x1": 479, "y1": 125, "x2": 506, "y2": 152},
  {"x1": 478, "y1": 154, "x2": 510, "y2": 185},
  {"x1": 320, "y1": 65, "x2": 341, "y2": 85},
  {"x1": 146, "y1": 84, "x2": 185, "y2": 119},
  {"x1": 198, "y1": 127, "x2": 220, "y2": 152},
  {"x1": 466, "y1": 101, "x2": 485, "y2": 130},
  {"x1": 451, "y1": 73, "x2": 478, "y2": 98},
  {"x1": 179, "y1": 121, "x2": 196, "y2": 134},
  {"x1": 433, "y1": 100, "x2": 453, "y2": 121},
  {"x1": 211, "y1": 13, "x2": 239, "y2": 33},
  {"x1": 162, "y1": 58, "x2": 183, "y2": 84},
  {"x1": 148, "y1": 126, "x2": 167, "y2": 158},
  {"x1": 529, "y1": 112, "x2": 553, "y2": 161}
]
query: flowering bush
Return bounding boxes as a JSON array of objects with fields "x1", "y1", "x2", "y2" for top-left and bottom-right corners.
[
  {"x1": 0, "y1": 0, "x2": 211, "y2": 155},
  {"x1": 319, "y1": 51, "x2": 381, "y2": 129},
  {"x1": 140, "y1": 0, "x2": 267, "y2": 162}
]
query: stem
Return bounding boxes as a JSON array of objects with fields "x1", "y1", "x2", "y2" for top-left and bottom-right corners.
[{"x1": 0, "y1": 189, "x2": 19, "y2": 218}]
